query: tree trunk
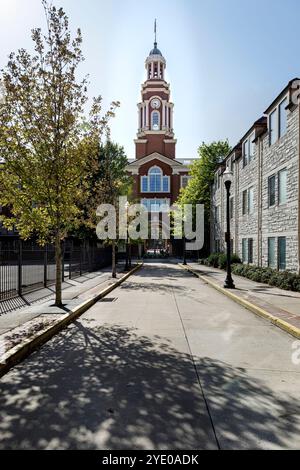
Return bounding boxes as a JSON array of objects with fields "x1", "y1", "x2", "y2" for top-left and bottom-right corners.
[
  {"x1": 112, "y1": 240, "x2": 117, "y2": 278},
  {"x1": 55, "y1": 231, "x2": 63, "y2": 307}
]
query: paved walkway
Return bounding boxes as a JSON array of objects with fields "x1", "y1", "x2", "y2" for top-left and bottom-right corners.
[
  {"x1": 188, "y1": 263, "x2": 300, "y2": 332},
  {"x1": 0, "y1": 268, "x2": 116, "y2": 336},
  {"x1": 0, "y1": 262, "x2": 300, "y2": 450}
]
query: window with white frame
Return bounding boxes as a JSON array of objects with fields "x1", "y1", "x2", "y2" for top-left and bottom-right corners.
[
  {"x1": 141, "y1": 198, "x2": 170, "y2": 213},
  {"x1": 181, "y1": 175, "x2": 191, "y2": 189},
  {"x1": 140, "y1": 167, "x2": 170, "y2": 193},
  {"x1": 151, "y1": 111, "x2": 160, "y2": 131},
  {"x1": 242, "y1": 190, "x2": 248, "y2": 215},
  {"x1": 249, "y1": 133, "x2": 255, "y2": 162},
  {"x1": 269, "y1": 97, "x2": 288, "y2": 146},
  {"x1": 279, "y1": 98, "x2": 288, "y2": 138},
  {"x1": 141, "y1": 176, "x2": 148, "y2": 192},
  {"x1": 278, "y1": 169, "x2": 287, "y2": 204},
  {"x1": 248, "y1": 187, "x2": 254, "y2": 214},
  {"x1": 269, "y1": 109, "x2": 277, "y2": 145},
  {"x1": 243, "y1": 140, "x2": 249, "y2": 167},
  {"x1": 242, "y1": 239, "x2": 248, "y2": 263},
  {"x1": 268, "y1": 237, "x2": 276, "y2": 268},
  {"x1": 243, "y1": 133, "x2": 255, "y2": 166}
]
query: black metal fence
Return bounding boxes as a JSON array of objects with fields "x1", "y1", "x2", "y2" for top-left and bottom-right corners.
[{"x1": 0, "y1": 238, "x2": 112, "y2": 303}]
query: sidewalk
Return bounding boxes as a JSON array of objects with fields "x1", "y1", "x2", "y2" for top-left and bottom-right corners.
[
  {"x1": 185, "y1": 262, "x2": 300, "y2": 339},
  {"x1": 0, "y1": 263, "x2": 142, "y2": 375}
]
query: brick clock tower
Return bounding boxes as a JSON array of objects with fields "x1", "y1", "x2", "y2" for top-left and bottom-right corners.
[{"x1": 126, "y1": 25, "x2": 193, "y2": 252}]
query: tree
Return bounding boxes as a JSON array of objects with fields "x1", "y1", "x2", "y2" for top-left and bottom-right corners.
[
  {"x1": 92, "y1": 141, "x2": 132, "y2": 278},
  {"x1": 177, "y1": 140, "x2": 231, "y2": 253},
  {"x1": 0, "y1": 1, "x2": 118, "y2": 306}
]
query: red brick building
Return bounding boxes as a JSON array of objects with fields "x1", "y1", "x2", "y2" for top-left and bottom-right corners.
[{"x1": 126, "y1": 36, "x2": 194, "y2": 251}]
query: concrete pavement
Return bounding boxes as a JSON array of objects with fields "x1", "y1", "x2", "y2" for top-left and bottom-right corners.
[{"x1": 0, "y1": 262, "x2": 300, "y2": 450}]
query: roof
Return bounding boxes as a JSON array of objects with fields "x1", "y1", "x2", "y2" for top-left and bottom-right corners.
[
  {"x1": 264, "y1": 78, "x2": 299, "y2": 114},
  {"x1": 149, "y1": 41, "x2": 162, "y2": 56}
]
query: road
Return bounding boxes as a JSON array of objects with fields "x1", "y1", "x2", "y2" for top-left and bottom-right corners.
[{"x1": 0, "y1": 262, "x2": 300, "y2": 450}]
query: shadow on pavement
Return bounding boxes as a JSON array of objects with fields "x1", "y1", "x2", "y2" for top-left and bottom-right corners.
[{"x1": 0, "y1": 320, "x2": 299, "y2": 450}]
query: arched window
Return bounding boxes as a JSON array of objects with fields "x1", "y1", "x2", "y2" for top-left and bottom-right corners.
[
  {"x1": 140, "y1": 167, "x2": 170, "y2": 193},
  {"x1": 149, "y1": 167, "x2": 162, "y2": 192},
  {"x1": 152, "y1": 111, "x2": 160, "y2": 131}
]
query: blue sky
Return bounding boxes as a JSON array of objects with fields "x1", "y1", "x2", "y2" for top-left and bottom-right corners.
[{"x1": 0, "y1": 0, "x2": 300, "y2": 158}]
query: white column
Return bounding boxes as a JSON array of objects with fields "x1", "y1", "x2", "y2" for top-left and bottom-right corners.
[
  {"x1": 170, "y1": 105, "x2": 174, "y2": 130},
  {"x1": 151, "y1": 62, "x2": 154, "y2": 79},
  {"x1": 162, "y1": 102, "x2": 166, "y2": 129},
  {"x1": 139, "y1": 106, "x2": 142, "y2": 130},
  {"x1": 166, "y1": 104, "x2": 169, "y2": 129},
  {"x1": 146, "y1": 102, "x2": 149, "y2": 128}
]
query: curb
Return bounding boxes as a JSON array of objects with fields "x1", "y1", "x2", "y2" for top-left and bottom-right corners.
[
  {"x1": 0, "y1": 263, "x2": 143, "y2": 379},
  {"x1": 180, "y1": 264, "x2": 300, "y2": 340}
]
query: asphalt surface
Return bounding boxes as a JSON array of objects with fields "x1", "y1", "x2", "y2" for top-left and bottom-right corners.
[{"x1": 0, "y1": 262, "x2": 299, "y2": 450}]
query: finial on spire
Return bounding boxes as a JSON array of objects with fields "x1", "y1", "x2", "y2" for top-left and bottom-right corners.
[{"x1": 154, "y1": 19, "x2": 157, "y2": 46}]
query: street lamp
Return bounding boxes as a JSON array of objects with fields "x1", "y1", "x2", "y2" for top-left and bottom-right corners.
[
  {"x1": 183, "y1": 236, "x2": 187, "y2": 265},
  {"x1": 124, "y1": 201, "x2": 132, "y2": 271},
  {"x1": 182, "y1": 214, "x2": 187, "y2": 265},
  {"x1": 125, "y1": 201, "x2": 129, "y2": 271},
  {"x1": 223, "y1": 168, "x2": 235, "y2": 289}
]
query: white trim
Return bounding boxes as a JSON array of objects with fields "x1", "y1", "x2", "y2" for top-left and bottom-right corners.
[
  {"x1": 139, "y1": 167, "x2": 171, "y2": 193},
  {"x1": 142, "y1": 88, "x2": 170, "y2": 95},
  {"x1": 126, "y1": 154, "x2": 190, "y2": 175}
]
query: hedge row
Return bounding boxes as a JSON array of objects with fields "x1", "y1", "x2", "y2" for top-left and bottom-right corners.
[
  {"x1": 199, "y1": 252, "x2": 241, "y2": 270},
  {"x1": 199, "y1": 253, "x2": 300, "y2": 292},
  {"x1": 231, "y1": 264, "x2": 300, "y2": 292}
]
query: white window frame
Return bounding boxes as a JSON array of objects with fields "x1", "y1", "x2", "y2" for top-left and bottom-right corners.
[
  {"x1": 269, "y1": 95, "x2": 288, "y2": 146},
  {"x1": 141, "y1": 198, "x2": 170, "y2": 213},
  {"x1": 151, "y1": 110, "x2": 160, "y2": 131},
  {"x1": 141, "y1": 176, "x2": 148, "y2": 193},
  {"x1": 181, "y1": 175, "x2": 192, "y2": 189},
  {"x1": 141, "y1": 166, "x2": 170, "y2": 193},
  {"x1": 279, "y1": 98, "x2": 288, "y2": 139},
  {"x1": 248, "y1": 187, "x2": 254, "y2": 214},
  {"x1": 278, "y1": 168, "x2": 287, "y2": 205}
]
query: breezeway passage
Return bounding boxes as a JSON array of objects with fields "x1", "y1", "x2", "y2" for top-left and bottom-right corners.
[{"x1": 0, "y1": 262, "x2": 299, "y2": 450}]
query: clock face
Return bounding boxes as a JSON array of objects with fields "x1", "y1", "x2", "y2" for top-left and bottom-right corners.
[{"x1": 151, "y1": 98, "x2": 161, "y2": 109}]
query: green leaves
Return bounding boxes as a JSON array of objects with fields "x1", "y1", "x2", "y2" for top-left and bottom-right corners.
[
  {"x1": 0, "y1": 0, "x2": 118, "y2": 245},
  {"x1": 178, "y1": 140, "x2": 231, "y2": 211}
]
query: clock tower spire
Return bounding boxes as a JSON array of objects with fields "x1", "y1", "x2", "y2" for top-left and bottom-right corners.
[{"x1": 135, "y1": 25, "x2": 176, "y2": 160}]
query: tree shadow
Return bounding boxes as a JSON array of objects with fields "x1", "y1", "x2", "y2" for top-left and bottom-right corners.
[
  {"x1": 195, "y1": 357, "x2": 300, "y2": 449},
  {"x1": 0, "y1": 322, "x2": 299, "y2": 450}
]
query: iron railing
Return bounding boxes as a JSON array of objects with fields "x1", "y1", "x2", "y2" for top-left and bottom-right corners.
[{"x1": 0, "y1": 238, "x2": 111, "y2": 303}]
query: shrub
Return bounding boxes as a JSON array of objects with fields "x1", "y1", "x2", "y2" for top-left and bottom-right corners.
[
  {"x1": 207, "y1": 253, "x2": 221, "y2": 268},
  {"x1": 293, "y1": 276, "x2": 300, "y2": 292},
  {"x1": 200, "y1": 256, "x2": 300, "y2": 293},
  {"x1": 218, "y1": 253, "x2": 227, "y2": 270},
  {"x1": 231, "y1": 254, "x2": 242, "y2": 265}
]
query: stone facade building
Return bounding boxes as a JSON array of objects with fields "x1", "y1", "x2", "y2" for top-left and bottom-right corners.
[{"x1": 211, "y1": 79, "x2": 300, "y2": 273}]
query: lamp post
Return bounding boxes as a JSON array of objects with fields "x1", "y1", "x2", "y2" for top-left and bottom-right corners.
[
  {"x1": 223, "y1": 168, "x2": 235, "y2": 289},
  {"x1": 125, "y1": 201, "x2": 129, "y2": 271},
  {"x1": 183, "y1": 236, "x2": 187, "y2": 265}
]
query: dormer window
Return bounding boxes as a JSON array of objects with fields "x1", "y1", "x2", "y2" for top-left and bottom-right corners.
[
  {"x1": 279, "y1": 98, "x2": 287, "y2": 138},
  {"x1": 269, "y1": 97, "x2": 288, "y2": 146},
  {"x1": 269, "y1": 109, "x2": 277, "y2": 145},
  {"x1": 243, "y1": 132, "x2": 255, "y2": 167}
]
